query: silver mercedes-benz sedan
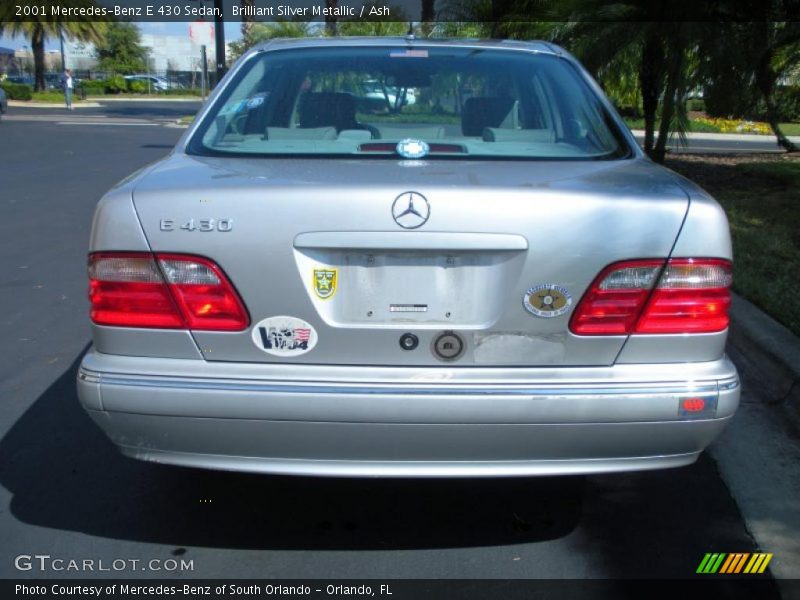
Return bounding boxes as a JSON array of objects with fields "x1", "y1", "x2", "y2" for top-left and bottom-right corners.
[{"x1": 77, "y1": 37, "x2": 739, "y2": 477}]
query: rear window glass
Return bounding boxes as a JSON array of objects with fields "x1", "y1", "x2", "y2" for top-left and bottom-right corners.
[{"x1": 187, "y1": 45, "x2": 632, "y2": 161}]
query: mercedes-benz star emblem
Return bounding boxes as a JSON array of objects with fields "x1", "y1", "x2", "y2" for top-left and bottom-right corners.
[{"x1": 391, "y1": 192, "x2": 430, "y2": 229}]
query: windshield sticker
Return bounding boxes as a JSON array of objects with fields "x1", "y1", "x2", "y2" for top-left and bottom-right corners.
[
  {"x1": 252, "y1": 316, "x2": 318, "y2": 356},
  {"x1": 246, "y1": 94, "x2": 266, "y2": 109},
  {"x1": 389, "y1": 50, "x2": 429, "y2": 58}
]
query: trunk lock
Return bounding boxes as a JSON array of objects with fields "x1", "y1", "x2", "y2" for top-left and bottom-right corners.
[
  {"x1": 399, "y1": 333, "x2": 419, "y2": 351},
  {"x1": 432, "y1": 331, "x2": 465, "y2": 361}
]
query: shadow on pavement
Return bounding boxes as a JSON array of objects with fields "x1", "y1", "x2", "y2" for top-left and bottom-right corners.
[
  {"x1": 0, "y1": 352, "x2": 584, "y2": 551},
  {"x1": 0, "y1": 350, "x2": 783, "y2": 590}
]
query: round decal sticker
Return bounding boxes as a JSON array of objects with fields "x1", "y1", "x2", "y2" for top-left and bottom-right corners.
[
  {"x1": 251, "y1": 316, "x2": 318, "y2": 356},
  {"x1": 523, "y1": 284, "x2": 573, "y2": 318}
]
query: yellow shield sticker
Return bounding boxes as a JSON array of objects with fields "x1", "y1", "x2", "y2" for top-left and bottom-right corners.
[{"x1": 313, "y1": 268, "x2": 337, "y2": 300}]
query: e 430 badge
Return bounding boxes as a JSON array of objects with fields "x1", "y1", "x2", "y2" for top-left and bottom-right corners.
[{"x1": 523, "y1": 284, "x2": 573, "y2": 318}]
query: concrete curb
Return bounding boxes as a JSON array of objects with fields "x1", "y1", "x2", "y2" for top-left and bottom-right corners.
[
  {"x1": 728, "y1": 293, "x2": 800, "y2": 414},
  {"x1": 8, "y1": 98, "x2": 201, "y2": 108},
  {"x1": 86, "y1": 97, "x2": 203, "y2": 102},
  {"x1": 7, "y1": 100, "x2": 101, "y2": 108}
]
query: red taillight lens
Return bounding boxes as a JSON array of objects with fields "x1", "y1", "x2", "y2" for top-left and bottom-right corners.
[
  {"x1": 635, "y1": 259, "x2": 732, "y2": 333},
  {"x1": 88, "y1": 252, "x2": 249, "y2": 331},
  {"x1": 570, "y1": 258, "x2": 732, "y2": 336},
  {"x1": 569, "y1": 260, "x2": 664, "y2": 335}
]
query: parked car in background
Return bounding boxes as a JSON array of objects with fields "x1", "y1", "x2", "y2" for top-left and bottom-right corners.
[
  {"x1": 78, "y1": 38, "x2": 739, "y2": 478},
  {"x1": 5, "y1": 75, "x2": 33, "y2": 86},
  {"x1": 44, "y1": 72, "x2": 63, "y2": 90},
  {"x1": 124, "y1": 74, "x2": 175, "y2": 92},
  {"x1": 0, "y1": 86, "x2": 7, "y2": 118},
  {"x1": 358, "y1": 79, "x2": 417, "y2": 112}
]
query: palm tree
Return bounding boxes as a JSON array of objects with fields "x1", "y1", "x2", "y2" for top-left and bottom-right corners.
[
  {"x1": 240, "y1": 0, "x2": 256, "y2": 52},
  {"x1": 227, "y1": 21, "x2": 318, "y2": 61},
  {"x1": 490, "y1": 1, "x2": 707, "y2": 162},
  {"x1": 338, "y1": 2, "x2": 409, "y2": 36},
  {"x1": 325, "y1": 0, "x2": 339, "y2": 36},
  {"x1": 700, "y1": 20, "x2": 800, "y2": 152},
  {"x1": 420, "y1": 0, "x2": 436, "y2": 36},
  {"x1": 0, "y1": 1, "x2": 106, "y2": 91}
]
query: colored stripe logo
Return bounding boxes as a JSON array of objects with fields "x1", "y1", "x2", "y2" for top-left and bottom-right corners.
[{"x1": 697, "y1": 553, "x2": 773, "y2": 574}]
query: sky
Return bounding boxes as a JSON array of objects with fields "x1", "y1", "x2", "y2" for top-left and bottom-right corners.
[{"x1": 0, "y1": 22, "x2": 244, "y2": 52}]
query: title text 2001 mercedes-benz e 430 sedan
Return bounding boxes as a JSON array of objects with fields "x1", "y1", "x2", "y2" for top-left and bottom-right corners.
[{"x1": 77, "y1": 38, "x2": 739, "y2": 477}]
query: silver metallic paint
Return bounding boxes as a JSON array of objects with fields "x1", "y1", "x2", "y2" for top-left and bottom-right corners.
[{"x1": 79, "y1": 38, "x2": 739, "y2": 476}]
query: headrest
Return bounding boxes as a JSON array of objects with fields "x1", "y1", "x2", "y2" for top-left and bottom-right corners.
[
  {"x1": 461, "y1": 97, "x2": 517, "y2": 136},
  {"x1": 298, "y1": 92, "x2": 358, "y2": 132}
]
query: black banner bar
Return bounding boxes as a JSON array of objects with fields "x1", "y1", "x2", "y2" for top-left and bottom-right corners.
[
  {"x1": 5, "y1": 0, "x2": 800, "y2": 23},
  {"x1": 4, "y1": 579, "x2": 792, "y2": 600}
]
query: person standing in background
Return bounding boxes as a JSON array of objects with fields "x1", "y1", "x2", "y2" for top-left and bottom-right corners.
[{"x1": 63, "y1": 69, "x2": 74, "y2": 110}]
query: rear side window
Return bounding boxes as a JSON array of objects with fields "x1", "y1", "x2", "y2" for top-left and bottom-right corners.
[{"x1": 188, "y1": 45, "x2": 632, "y2": 161}]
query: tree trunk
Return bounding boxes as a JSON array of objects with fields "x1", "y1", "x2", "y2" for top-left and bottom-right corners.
[
  {"x1": 325, "y1": 0, "x2": 338, "y2": 36},
  {"x1": 490, "y1": 0, "x2": 511, "y2": 38},
  {"x1": 32, "y1": 24, "x2": 46, "y2": 93},
  {"x1": 240, "y1": 0, "x2": 255, "y2": 51},
  {"x1": 420, "y1": 0, "x2": 435, "y2": 37},
  {"x1": 639, "y1": 33, "x2": 663, "y2": 157},
  {"x1": 652, "y1": 44, "x2": 684, "y2": 163},
  {"x1": 755, "y1": 54, "x2": 798, "y2": 152}
]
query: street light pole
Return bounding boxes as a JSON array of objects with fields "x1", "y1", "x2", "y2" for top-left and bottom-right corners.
[
  {"x1": 59, "y1": 26, "x2": 66, "y2": 71},
  {"x1": 189, "y1": 0, "x2": 226, "y2": 84},
  {"x1": 214, "y1": 0, "x2": 226, "y2": 80}
]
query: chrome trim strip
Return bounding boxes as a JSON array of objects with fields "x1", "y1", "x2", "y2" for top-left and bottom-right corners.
[
  {"x1": 80, "y1": 368, "x2": 722, "y2": 397},
  {"x1": 78, "y1": 370, "x2": 101, "y2": 384},
  {"x1": 293, "y1": 231, "x2": 529, "y2": 251},
  {"x1": 718, "y1": 377, "x2": 741, "y2": 391}
]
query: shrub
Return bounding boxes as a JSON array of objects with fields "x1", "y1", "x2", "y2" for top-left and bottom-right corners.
[
  {"x1": 158, "y1": 87, "x2": 203, "y2": 96},
  {"x1": 704, "y1": 79, "x2": 759, "y2": 118},
  {"x1": 31, "y1": 91, "x2": 70, "y2": 103},
  {"x1": 104, "y1": 74, "x2": 127, "y2": 94},
  {"x1": 687, "y1": 98, "x2": 705, "y2": 112},
  {"x1": 127, "y1": 79, "x2": 148, "y2": 93},
  {"x1": 706, "y1": 82, "x2": 800, "y2": 122},
  {"x1": 0, "y1": 81, "x2": 33, "y2": 101},
  {"x1": 614, "y1": 103, "x2": 642, "y2": 118},
  {"x1": 772, "y1": 86, "x2": 800, "y2": 122},
  {"x1": 80, "y1": 79, "x2": 106, "y2": 95}
]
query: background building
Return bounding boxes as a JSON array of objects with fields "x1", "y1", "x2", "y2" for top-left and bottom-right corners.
[{"x1": 140, "y1": 34, "x2": 215, "y2": 74}]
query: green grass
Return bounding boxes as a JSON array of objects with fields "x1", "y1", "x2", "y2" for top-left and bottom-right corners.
[
  {"x1": 31, "y1": 91, "x2": 75, "y2": 103},
  {"x1": 668, "y1": 158, "x2": 800, "y2": 336},
  {"x1": 779, "y1": 122, "x2": 800, "y2": 136},
  {"x1": 177, "y1": 115, "x2": 195, "y2": 125}
]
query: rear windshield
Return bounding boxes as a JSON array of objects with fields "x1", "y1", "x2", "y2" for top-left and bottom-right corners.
[{"x1": 187, "y1": 45, "x2": 632, "y2": 161}]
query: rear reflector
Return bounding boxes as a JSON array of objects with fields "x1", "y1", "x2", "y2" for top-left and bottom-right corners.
[
  {"x1": 88, "y1": 252, "x2": 249, "y2": 331},
  {"x1": 570, "y1": 258, "x2": 732, "y2": 336},
  {"x1": 681, "y1": 397, "x2": 706, "y2": 412}
]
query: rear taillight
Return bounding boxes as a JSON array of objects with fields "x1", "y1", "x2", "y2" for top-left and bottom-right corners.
[
  {"x1": 88, "y1": 252, "x2": 249, "y2": 331},
  {"x1": 569, "y1": 258, "x2": 732, "y2": 336}
]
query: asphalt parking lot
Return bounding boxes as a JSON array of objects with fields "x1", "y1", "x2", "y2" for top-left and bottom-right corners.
[{"x1": 0, "y1": 102, "x2": 792, "y2": 590}]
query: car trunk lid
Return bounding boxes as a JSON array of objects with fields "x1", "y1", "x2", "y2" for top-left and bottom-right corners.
[{"x1": 131, "y1": 155, "x2": 689, "y2": 366}]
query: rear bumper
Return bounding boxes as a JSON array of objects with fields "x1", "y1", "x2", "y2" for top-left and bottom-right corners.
[{"x1": 77, "y1": 349, "x2": 740, "y2": 477}]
